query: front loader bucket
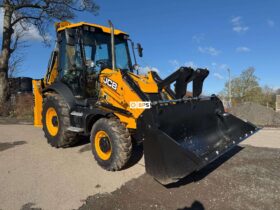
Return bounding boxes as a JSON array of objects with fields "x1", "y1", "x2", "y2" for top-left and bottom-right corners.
[{"x1": 139, "y1": 96, "x2": 258, "y2": 185}]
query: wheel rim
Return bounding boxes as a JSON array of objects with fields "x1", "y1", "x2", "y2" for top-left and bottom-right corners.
[
  {"x1": 46, "y1": 107, "x2": 59, "y2": 136},
  {"x1": 94, "y1": 130, "x2": 112, "y2": 160}
]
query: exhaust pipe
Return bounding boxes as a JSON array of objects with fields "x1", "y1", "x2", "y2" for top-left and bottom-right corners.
[{"x1": 108, "y1": 20, "x2": 116, "y2": 70}]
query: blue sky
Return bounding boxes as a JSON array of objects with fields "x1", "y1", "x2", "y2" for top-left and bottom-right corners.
[{"x1": 3, "y1": 0, "x2": 280, "y2": 94}]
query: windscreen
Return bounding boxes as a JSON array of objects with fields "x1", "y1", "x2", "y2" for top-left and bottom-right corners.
[{"x1": 82, "y1": 30, "x2": 132, "y2": 72}]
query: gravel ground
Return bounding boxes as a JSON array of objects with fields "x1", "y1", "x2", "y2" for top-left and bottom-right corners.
[
  {"x1": 0, "y1": 125, "x2": 279, "y2": 210},
  {"x1": 230, "y1": 102, "x2": 280, "y2": 127},
  {"x1": 78, "y1": 146, "x2": 280, "y2": 210}
]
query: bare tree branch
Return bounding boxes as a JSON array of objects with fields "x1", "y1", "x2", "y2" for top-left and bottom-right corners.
[
  {"x1": 8, "y1": 53, "x2": 23, "y2": 77},
  {"x1": 11, "y1": 15, "x2": 40, "y2": 26},
  {"x1": 0, "y1": 0, "x2": 99, "y2": 103}
]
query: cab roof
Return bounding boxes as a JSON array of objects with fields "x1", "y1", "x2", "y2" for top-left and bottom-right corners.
[{"x1": 56, "y1": 21, "x2": 128, "y2": 35}]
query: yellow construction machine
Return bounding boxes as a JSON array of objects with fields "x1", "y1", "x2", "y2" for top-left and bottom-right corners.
[{"x1": 33, "y1": 21, "x2": 258, "y2": 184}]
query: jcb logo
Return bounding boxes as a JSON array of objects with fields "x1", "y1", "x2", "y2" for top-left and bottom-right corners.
[{"x1": 103, "y1": 78, "x2": 118, "y2": 90}]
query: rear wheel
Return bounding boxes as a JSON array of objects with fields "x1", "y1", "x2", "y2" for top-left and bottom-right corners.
[
  {"x1": 42, "y1": 92, "x2": 78, "y2": 148},
  {"x1": 90, "y1": 118, "x2": 132, "y2": 171}
]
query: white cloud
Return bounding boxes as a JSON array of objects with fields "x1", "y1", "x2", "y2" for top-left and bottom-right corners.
[
  {"x1": 231, "y1": 16, "x2": 241, "y2": 24},
  {"x1": 138, "y1": 66, "x2": 159, "y2": 74},
  {"x1": 168, "y1": 59, "x2": 200, "y2": 71},
  {"x1": 168, "y1": 59, "x2": 180, "y2": 69},
  {"x1": 184, "y1": 61, "x2": 196, "y2": 68},
  {"x1": 233, "y1": 26, "x2": 249, "y2": 33},
  {"x1": 213, "y1": 72, "x2": 224, "y2": 80},
  {"x1": 219, "y1": 64, "x2": 228, "y2": 70},
  {"x1": 21, "y1": 25, "x2": 46, "y2": 41},
  {"x1": 236, "y1": 46, "x2": 251, "y2": 53},
  {"x1": 231, "y1": 16, "x2": 249, "y2": 33},
  {"x1": 192, "y1": 34, "x2": 204, "y2": 43},
  {"x1": 198, "y1": 46, "x2": 221, "y2": 56},
  {"x1": 0, "y1": 8, "x2": 50, "y2": 42},
  {"x1": 267, "y1": 19, "x2": 275, "y2": 27},
  {"x1": 169, "y1": 59, "x2": 197, "y2": 70},
  {"x1": 211, "y1": 62, "x2": 228, "y2": 71}
]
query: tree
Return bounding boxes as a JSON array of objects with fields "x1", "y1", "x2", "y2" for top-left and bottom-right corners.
[
  {"x1": 223, "y1": 67, "x2": 262, "y2": 104},
  {"x1": 0, "y1": 0, "x2": 99, "y2": 104},
  {"x1": 261, "y1": 85, "x2": 276, "y2": 109},
  {"x1": 222, "y1": 67, "x2": 280, "y2": 109}
]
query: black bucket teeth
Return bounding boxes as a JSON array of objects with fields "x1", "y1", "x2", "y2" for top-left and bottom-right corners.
[{"x1": 138, "y1": 96, "x2": 259, "y2": 185}]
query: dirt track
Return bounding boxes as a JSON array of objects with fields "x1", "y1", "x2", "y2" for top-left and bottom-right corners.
[
  {"x1": 0, "y1": 125, "x2": 280, "y2": 210},
  {"x1": 78, "y1": 146, "x2": 280, "y2": 210}
]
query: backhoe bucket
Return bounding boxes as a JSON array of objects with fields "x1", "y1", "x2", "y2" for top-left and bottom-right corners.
[{"x1": 139, "y1": 96, "x2": 258, "y2": 185}]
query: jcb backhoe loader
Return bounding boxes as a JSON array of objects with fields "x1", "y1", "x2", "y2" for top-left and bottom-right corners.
[{"x1": 33, "y1": 21, "x2": 258, "y2": 184}]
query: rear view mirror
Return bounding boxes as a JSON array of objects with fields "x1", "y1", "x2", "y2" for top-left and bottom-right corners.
[
  {"x1": 65, "y1": 28, "x2": 75, "y2": 46},
  {"x1": 137, "y1": 43, "x2": 143, "y2": 57}
]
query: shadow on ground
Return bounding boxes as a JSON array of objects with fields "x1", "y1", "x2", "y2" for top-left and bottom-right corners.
[
  {"x1": 123, "y1": 143, "x2": 144, "y2": 169},
  {"x1": 166, "y1": 145, "x2": 243, "y2": 188},
  {"x1": 177, "y1": 201, "x2": 205, "y2": 210},
  {"x1": 20, "y1": 203, "x2": 41, "y2": 210},
  {"x1": 0, "y1": 141, "x2": 26, "y2": 152},
  {"x1": 78, "y1": 137, "x2": 144, "y2": 169},
  {"x1": 77, "y1": 137, "x2": 91, "y2": 153},
  {"x1": 77, "y1": 146, "x2": 280, "y2": 210}
]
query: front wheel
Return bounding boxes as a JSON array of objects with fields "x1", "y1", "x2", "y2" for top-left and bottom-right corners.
[
  {"x1": 42, "y1": 92, "x2": 78, "y2": 148},
  {"x1": 90, "y1": 118, "x2": 132, "y2": 171}
]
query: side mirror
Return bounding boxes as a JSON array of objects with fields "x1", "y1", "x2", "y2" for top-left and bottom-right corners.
[
  {"x1": 137, "y1": 43, "x2": 143, "y2": 57},
  {"x1": 65, "y1": 28, "x2": 75, "y2": 46}
]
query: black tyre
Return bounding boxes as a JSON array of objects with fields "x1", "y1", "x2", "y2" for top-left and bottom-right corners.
[
  {"x1": 90, "y1": 118, "x2": 132, "y2": 171},
  {"x1": 42, "y1": 92, "x2": 78, "y2": 148}
]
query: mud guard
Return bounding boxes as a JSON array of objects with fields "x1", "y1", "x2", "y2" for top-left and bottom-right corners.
[{"x1": 138, "y1": 96, "x2": 259, "y2": 185}]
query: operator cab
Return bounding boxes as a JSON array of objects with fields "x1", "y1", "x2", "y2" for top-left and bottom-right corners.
[{"x1": 56, "y1": 24, "x2": 133, "y2": 99}]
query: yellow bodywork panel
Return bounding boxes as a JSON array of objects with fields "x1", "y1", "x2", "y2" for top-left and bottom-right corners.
[
  {"x1": 128, "y1": 72, "x2": 158, "y2": 93},
  {"x1": 98, "y1": 69, "x2": 158, "y2": 129},
  {"x1": 44, "y1": 58, "x2": 58, "y2": 86},
  {"x1": 56, "y1": 21, "x2": 127, "y2": 35},
  {"x1": 32, "y1": 80, "x2": 43, "y2": 128}
]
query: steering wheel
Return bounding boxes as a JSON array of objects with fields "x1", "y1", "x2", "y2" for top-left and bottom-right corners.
[{"x1": 96, "y1": 59, "x2": 111, "y2": 70}]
